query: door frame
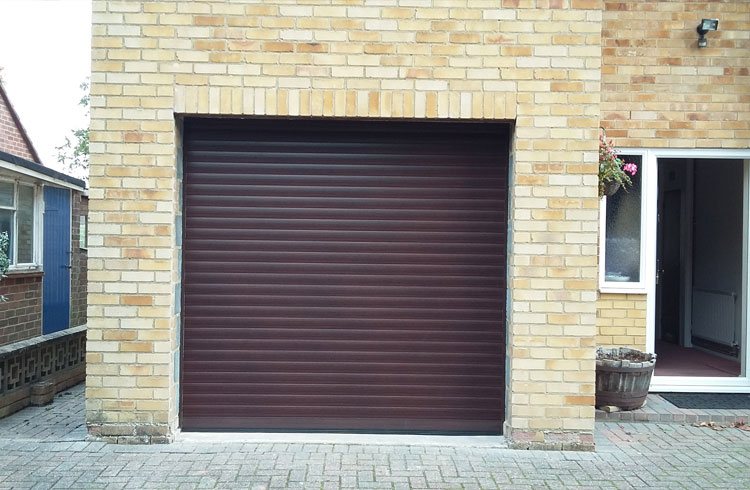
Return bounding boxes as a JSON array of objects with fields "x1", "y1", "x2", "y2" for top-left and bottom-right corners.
[
  {"x1": 655, "y1": 187, "x2": 685, "y2": 347},
  {"x1": 636, "y1": 148, "x2": 750, "y2": 392}
]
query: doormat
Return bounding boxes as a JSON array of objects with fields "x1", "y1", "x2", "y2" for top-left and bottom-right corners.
[{"x1": 658, "y1": 392, "x2": 750, "y2": 410}]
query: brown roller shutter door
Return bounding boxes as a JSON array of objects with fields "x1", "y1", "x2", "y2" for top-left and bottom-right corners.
[{"x1": 181, "y1": 118, "x2": 509, "y2": 434}]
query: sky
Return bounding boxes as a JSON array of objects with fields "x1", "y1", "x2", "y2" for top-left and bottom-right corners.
[{"x1": 0, "y1": 0, "x2": 91, "y2": 171}]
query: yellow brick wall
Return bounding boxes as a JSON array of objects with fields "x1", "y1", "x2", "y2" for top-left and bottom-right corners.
[
  {"x1": 88, "y1": 0, "x2": 603, "y2": 448},
  {"x1": 596, "y1": 1, "x2": 749, "y2": 357},
  {"x1": 596, "y1": 293, "x2": 647, "y2": 350},
  {"x1": 601, "y1": 1, "x2": 750, "y2": 148}
]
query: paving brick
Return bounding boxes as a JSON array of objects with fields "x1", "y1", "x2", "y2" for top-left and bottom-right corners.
[{"x1": 7, "y1": 389, "x2": 748, "y2": 489}]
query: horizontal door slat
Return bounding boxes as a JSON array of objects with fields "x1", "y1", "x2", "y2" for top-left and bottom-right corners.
[{"x1": 182, "y1": 360, "x2": 503, "y2": 376}]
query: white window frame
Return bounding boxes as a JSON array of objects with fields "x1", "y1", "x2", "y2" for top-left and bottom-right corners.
[
  {"x1": 599, "y1": 149, "x2": 650, "y2": 294},
  {"x1": 0, "y1": 177, "x2": 42, "y2": 270}
]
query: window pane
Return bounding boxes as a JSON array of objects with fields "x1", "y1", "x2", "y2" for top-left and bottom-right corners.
[
  {"x1": 605, "y1": 155, "x2": 642, "y2": 283},
  {"x1": 0, "y1": 181, "x2": 14, "y2": 207},
  {"x1": 16, "y1": 185, "x2": 34, "y2": 263},
  {"x1": 0, "y1": 209, "x2": 13, "y2": 263},
  {"x1": 79, "y1": 215, "x2": 87, "y2": 249}
]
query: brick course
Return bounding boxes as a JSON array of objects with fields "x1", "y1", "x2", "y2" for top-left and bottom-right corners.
[
  {"x1": 71, "y1": 194, "x2": 88, "y2": 328},
  {"x1": 0, "y1": 272, "x2": 42, "y2": 347},
  {"x1": 597, "y1": 293, "x2": 647, "y2": 350},
  {"x1": 0, "y1": 86, "x2": 39, "y2": 163},
  {"x1": 601, "y1": 1, "x2": 750, "y2": 148}
]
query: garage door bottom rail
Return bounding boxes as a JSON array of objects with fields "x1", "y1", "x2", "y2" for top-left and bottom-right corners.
[{"x1": 181, "y1": 416, "x2": 502, "y2": 435}]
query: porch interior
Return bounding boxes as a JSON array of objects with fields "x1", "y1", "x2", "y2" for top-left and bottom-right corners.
[{"x1": 654, "y1": 340, "x2": 741, "y2": 377}]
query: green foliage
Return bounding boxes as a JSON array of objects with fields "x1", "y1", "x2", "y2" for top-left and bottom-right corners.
[
  {"x1": 56, "y1": 80, "x2": 89, "y2": 180},
  {"x1": 0, "y1": 231, "x2": 8, "y2": 275},
  {"x1": 56, "y1": 128, "x2": 89, "y2": 174},
  {"x1": 0, "y1": 231, "x2": 9, "y2": 302}
]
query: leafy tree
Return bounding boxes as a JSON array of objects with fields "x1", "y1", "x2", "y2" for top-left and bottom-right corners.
[{"x1": 56, "y1": 80, "x2": 89, "y2": 180}]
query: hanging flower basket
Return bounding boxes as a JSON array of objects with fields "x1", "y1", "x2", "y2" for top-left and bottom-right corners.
[
  {"x1": 599, "y1": 129, "x2": 638, "y2": 198},
  {"x1": 602, "y1": 181, "x2": 621, "y2": 197},
  {"x1": 596, "y1": 347, "x2": 657, "y2": 411}
]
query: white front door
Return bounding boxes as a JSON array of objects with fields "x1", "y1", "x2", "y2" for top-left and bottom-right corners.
[{"x1": 645, "y1": 152, "x2": 750, "y2": 392}]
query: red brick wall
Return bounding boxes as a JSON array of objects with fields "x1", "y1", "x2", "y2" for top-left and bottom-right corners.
[
  {"x1": 0, "y1": 272, "x2": 42, "y2": 346},
  {"x1": 70, "y1": 193, "x2": 88, "y2": 327},
  {"x1": 0, "y1": 88, "x2": 38, "y2": 162}
]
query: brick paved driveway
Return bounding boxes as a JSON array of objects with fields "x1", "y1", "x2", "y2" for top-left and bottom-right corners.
[{"x1": 1, "y1": 384, "x2": 749, "y2": 489}]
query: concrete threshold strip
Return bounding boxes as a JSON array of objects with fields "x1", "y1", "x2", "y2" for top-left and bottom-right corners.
[{"x1": 178, "y1": 431, "x2": 507, "y2": 448}]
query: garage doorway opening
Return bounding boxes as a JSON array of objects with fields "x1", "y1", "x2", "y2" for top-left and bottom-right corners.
[
  {"x1": 655, "y1": 158, "x2": 745, "y2": 379},
  {"x1": 179, "y1": 117, "x2": 512, "y2": 434}
]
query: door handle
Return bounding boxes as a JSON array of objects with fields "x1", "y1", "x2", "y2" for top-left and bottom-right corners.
[{"x1": 64, "y1": 264, "x2": 72, "y2": 269}]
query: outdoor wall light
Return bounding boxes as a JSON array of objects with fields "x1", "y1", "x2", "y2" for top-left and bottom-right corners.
[{"x1": 697, "y1": 18, "x2": 719, "y2": 48}]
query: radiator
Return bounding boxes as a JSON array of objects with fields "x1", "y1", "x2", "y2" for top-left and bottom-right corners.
[{"x1": 691, "y1": 289, "x2": 736, "y2": 347}]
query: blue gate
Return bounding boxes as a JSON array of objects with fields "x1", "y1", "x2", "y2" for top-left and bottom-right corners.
[{"x1": 43, "y1": 186, "x2": 71, "y2": 334}]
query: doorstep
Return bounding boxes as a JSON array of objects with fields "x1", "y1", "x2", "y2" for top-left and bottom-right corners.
[{"x1": 596, "y1": 393, "x2": 749, "y2": 425}]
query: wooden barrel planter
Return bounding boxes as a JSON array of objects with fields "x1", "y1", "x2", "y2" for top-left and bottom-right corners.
[{"x1": 596, "y1": 347, "x2": 657, "y2": 411}]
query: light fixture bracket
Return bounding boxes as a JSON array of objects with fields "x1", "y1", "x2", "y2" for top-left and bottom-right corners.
[{"x1": 697, "y1": 18, "x2": 719, "y2": 48}]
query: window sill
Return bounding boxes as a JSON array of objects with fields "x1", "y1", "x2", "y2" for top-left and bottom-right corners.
[
  {"x1": 599, "y1": 286, "x2": 647, "y2": 295},
  {"x1": 5, "y1": 266, "x2": 43, "y2": 279}
]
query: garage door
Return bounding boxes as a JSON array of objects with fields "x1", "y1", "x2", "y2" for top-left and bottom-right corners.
[{"x1": 181, "y1": 118, "x2": 509, "y2": 434}]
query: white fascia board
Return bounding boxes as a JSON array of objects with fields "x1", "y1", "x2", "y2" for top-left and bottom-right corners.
[{"x1": 0, "y1": 158, "x2": 85, "y2": 192}]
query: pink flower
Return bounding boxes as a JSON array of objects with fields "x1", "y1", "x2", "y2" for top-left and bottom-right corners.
[{"x1": 623, "y1": 163, "x2": 638, "y2": 176}]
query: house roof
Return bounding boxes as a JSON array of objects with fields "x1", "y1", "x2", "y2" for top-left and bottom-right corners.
[
  {"x1": 0, "y1": 82, "x2": 42, "y2": 164},
  {"x1": 0, "y1": 149, "x2": 85, "y2": 191}
]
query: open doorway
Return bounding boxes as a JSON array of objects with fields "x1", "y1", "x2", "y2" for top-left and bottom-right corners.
[{"x1": 655, "y1": 158, "x2": 744, "y2": 377}]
